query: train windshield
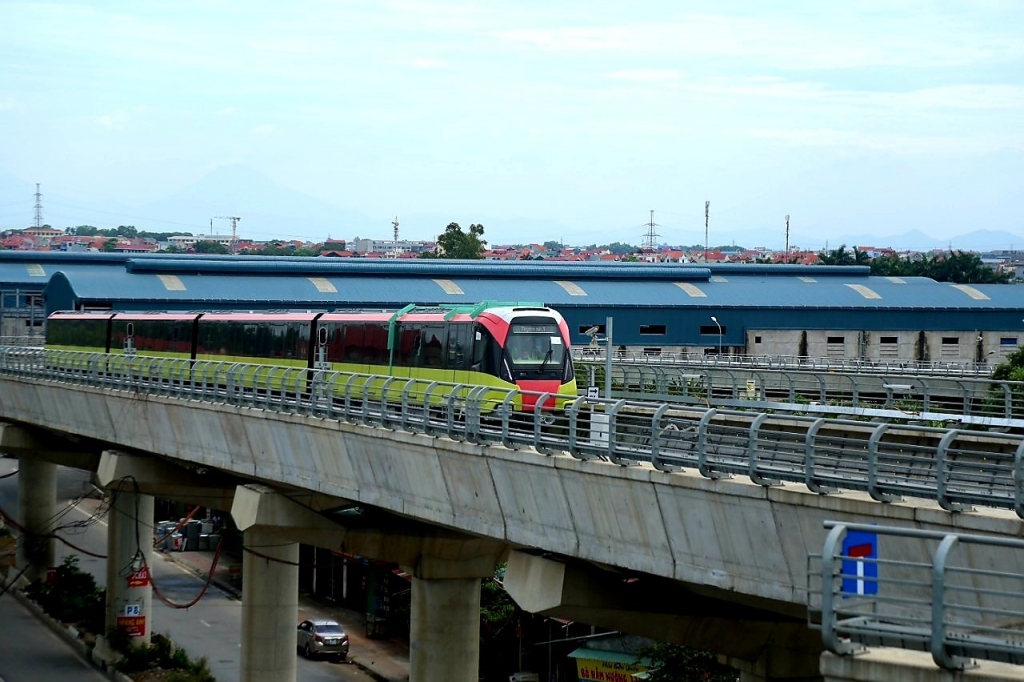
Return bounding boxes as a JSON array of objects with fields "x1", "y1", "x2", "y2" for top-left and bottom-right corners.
[{"x1": 505, "y1": 321, "x2": 566, "y2": 378}]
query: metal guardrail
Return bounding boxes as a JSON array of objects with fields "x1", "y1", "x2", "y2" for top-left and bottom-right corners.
[
  {"x1": 811, "y1": 522, "x2": 1024, "y2": 670},
  {"x1": 2, "y1": 348, "x2": 1024, "y2": 518},
  {"x1": 573, "y1": 359, "x2": 1024, "y2": 427},
  {"x1": 0, "y1": 336, "x2": 44, "y2": 347},
  {"x1": 573, "y1": 349, "x2": 995, "y2": 377}
]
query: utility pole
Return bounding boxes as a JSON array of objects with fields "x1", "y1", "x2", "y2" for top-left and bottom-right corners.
[
  {"x1": 34, "y1": 183, "x2": 43, "y2": 228},
  {"x1": 704, "y1": 200, "x2": 710, "y2": 263},
  {"x1": 785, "y1": 214, "x2": 790, "y2": 260}
]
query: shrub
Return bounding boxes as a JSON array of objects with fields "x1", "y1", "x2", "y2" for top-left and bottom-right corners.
[{"x1": 25, "y1": 555, "x2": 105, "y2": 634}]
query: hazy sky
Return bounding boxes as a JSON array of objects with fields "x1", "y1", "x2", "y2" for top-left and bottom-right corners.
[{"x1": 1, "y1": 1, "x2": 1022, "y2": 248}]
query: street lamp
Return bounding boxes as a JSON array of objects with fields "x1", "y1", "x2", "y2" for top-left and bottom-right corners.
[{"x1": 711, "y1": 316, "x2": 722, "y2": 358}]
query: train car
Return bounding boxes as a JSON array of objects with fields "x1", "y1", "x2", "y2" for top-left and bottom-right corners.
[
  {"x1": 45, "y1": 302, "x2": 577, "y2": 412},
  {"x1": 315, "y1": 303, "x2": 575, "y2": 411}
]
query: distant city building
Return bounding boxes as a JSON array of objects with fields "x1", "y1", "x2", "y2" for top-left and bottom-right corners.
[
  {"x1": 349, "y1": 237, "x2": 432, "y2": 255},
  {"x1": 167, "y1": 234, "x2": 236, "y2": 249}
]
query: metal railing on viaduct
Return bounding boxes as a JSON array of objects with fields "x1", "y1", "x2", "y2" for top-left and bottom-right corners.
[
  {"x1": 573, "y1": 355, "x2": 1024, "y2": 428},
  {"x1": 1, "y1": 348, "x2": 1023, "y2": 518},
  {"x1": 3, "y1": 347, "x2": 1024, "y2": 672}
]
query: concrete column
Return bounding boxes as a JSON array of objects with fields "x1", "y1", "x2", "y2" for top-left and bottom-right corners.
[
  {"x1": 410, "y1": 575, "x2": 482, "y2": 682},
  {"x1": 240, "y1": 527, "x2": 298, "y2": 682},
  {"x1": 17, "y1": 457, "x2": 57, "y2": 582},
  {"x1": 105, "y1": 486, "x2": 155, "y2": 645}
]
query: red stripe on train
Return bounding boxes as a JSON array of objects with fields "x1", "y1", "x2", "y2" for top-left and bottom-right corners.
[{"x1": 516, "y1": 379, "x2": 564, "y2": 411}]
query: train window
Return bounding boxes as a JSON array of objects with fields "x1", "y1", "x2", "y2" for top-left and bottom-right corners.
[
  {"x1": 421, "y1": 324, "x2": 446, "y2": 368},
  {"x1": 364, "y1": 323, "x2": 389, "y2": 364},
  {"x1": 447, "y1": 323, "x2": 471, "y2": 371},
  {"x1": 472, "y1": 324, "x2": 500, "y2": 376},
  {"x1": 46, "y1": 318, "x2": 108, "y2": 350},
  {"x1": 396, "y1": 324, "x2": 423, "y2": 367},
  {"x1": 126, "y1": 321, "x2": 192, "y2": 354},
  {"x1": 197, "y1": 320, "x2": 310, "y2": 360},
  {"x1": 339, "y1": 324, "x2": 364, "y2": 362},
  {"x1": 639, "y1": 325, "x2": 666, "y2": 335}
]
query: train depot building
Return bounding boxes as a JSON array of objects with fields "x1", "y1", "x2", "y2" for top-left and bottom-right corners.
[{"x1": 2, "y1": 250, "x2": 1023, "y2": 367}]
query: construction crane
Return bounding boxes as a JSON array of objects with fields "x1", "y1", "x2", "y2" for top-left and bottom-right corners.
[{"x1": 213, "y1": 216, "x2": 241, "y2": 251}]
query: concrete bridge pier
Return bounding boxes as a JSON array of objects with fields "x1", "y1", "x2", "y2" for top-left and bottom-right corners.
[
  {"x1": 96, "y1": 449, "x2": 240, "y2": 647},
  {"x1": 105, "y1": 480, "x2": 155, "y2": 646},
  {"x1": 2, "y1": 422, "x2": 101, "y2": 583},
  {"x1": 16, "y1": 456, "x2": 57, "y2": 583},
  {"x1": 231, "y1": 484, "x2": 350, "y2": 682},
  {"x1": 409, "y1": 555, "x2": 496, "y2": 682},
  {"x1": 241, "y1": 527, "x2": 299, "y2": 682}
]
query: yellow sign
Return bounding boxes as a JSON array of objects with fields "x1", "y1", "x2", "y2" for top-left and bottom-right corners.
[{"x1": 576, "y1": 658, "x2": 647, "y2": 682}]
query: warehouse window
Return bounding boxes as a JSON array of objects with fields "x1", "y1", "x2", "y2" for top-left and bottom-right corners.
[
  {"x1": 826, "y1": 335, "x2": 845, "y2": 358},
  {"x1": 700, "y1": 324, "x2": 726, "y2": 335},
  {"x1": 879, "y1": 336, "x2": 899, "y2": 358},
  {"x1": 639, "y1": 324, "x2": 666, "y2": 335}
]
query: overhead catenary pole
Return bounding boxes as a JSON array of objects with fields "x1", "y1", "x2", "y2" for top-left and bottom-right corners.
[{"x1": 604, "y1": 317, "x2": 614, "y2": 399}]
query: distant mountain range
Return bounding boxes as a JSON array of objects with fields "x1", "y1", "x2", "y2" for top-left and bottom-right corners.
[
  {"x1": 700, "y1": 226, "x2": 1024, "y2": 254},
  {"x1": 2, "y1": 166, "x2": 1020, "y2": 253}
]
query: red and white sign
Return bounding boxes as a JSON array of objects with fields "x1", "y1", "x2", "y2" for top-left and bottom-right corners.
[
  {"x1": 116, "y1": 616, "x2": 147, "y2": 637},
  {"x1": 127, "y1": 567, "x2": 150, "y2": 588}
]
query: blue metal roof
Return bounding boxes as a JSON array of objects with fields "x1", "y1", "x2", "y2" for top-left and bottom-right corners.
[
  {"x1": 42, "y1": 268, "x2": 1021, "y2": 312},
  {"x1": 4, "y1": 251, "x2": 1016, "y2": 343}
]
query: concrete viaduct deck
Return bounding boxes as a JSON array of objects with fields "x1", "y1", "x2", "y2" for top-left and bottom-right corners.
[{"x1": 1, "y1": 357, "x2": 1023, "y2": 681}]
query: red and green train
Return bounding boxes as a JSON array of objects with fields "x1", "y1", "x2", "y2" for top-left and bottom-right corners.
[{"x1": 45, "y1": 302, "x2": 578, "y2": 411}]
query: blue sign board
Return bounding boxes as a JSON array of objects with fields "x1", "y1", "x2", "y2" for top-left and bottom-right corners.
[{"x1": 841, "y1": 529, "x2": 878, "y2": 596}]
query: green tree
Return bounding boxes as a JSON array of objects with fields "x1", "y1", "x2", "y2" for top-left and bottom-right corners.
[
  {"x1": 817, "y1": 245, "x2": 868, "y2": 266},
  {"x1": 543, "y1": 240, "x2": 563, "y2": 251},
  {"x1": 868, "y1": 251, "x2": 1010, "y2": 283},
  {"x1": 193, "y1": 240, "x2": 229, "y2": 254},
  {"x1": 989, "y1": 346, "x2": 1024, "y2": 418},
  {"x1": 423, "y1": 222, "x2": 487, "y2": 259},
  {"x1": 67, "y1": 225, "x2": 101, "y2": 236},
  {"x1": 603, "y1": 242, "x2": 635, "y2": 255},
  {"x1": 991, "y1": 346, "x2": 1024, "y2": 383},
  {"x1": 636, "y1": 642, "x2": 738, "y2": 682},
  {"x1": 100, "y1": 238, "x2": 119, "y2": 252}
]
